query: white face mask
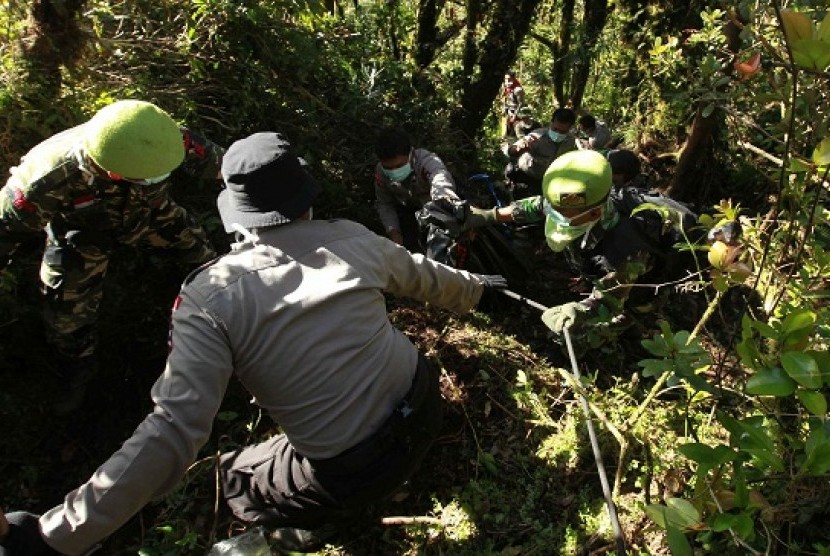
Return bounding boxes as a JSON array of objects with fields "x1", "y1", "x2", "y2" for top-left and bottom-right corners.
[
  {"x1": 544, "y1": 216, "x2": 597, "y2": 252},
  {"x1": 121, "y1": 172, "x2": 171, "y2": 186},
  {"x1": 542, "y1": 199, "x2": 601, "y2": 252}
]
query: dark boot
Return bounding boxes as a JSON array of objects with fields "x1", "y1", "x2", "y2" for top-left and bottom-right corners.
[{"x1": 54, "y1": 356, "x2": 97, "y2": 415}]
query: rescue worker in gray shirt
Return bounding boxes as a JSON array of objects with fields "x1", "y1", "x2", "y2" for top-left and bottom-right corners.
[
  {"x1": 373, "y1": 127, "x2": 461, "y2": 265},
  {"x1": 0, "y1": 132, "x2": 507, "y2": 555},
  {"x1": 505, "y1": 107, "x2": 577, "y2": 191}
]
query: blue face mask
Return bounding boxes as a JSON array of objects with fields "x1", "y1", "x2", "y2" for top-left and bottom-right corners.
[
  {"x1": 548, "y1": 129, "x2": 568, "y2": 143},
  {"x1": 381, "y1": 162, "x2": 413, "y2": 182}
]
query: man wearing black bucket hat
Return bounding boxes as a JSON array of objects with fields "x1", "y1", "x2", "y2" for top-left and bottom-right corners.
[{"x1": 0, "y1": 132, "x2": 507, "y2": 555}]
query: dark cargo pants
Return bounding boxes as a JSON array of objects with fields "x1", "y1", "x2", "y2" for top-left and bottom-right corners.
[{"x1": 219, "y1": 354, "x2": 443, "y2": 529}]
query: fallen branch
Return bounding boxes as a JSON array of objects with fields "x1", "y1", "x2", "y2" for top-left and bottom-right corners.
[{"x1": 381, "y1": 516, "x2": 443, "y2": 526}]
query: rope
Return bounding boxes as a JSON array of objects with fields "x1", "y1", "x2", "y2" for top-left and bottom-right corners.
[
  {"x1": 563, "y1": 327, "x2": 627, "y2": 555},
  {"x1": 496, "y1": 288, "x2": 627, "y2": 553}
]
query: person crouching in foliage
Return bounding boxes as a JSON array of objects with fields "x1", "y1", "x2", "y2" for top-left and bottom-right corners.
[
  {"x1": 0, "y1": 132, "x2": 507, "y2": 556},
  {"x1": 0, "y1": 99, "x2": 224, "y2": 414},
  {"x1": 373, "y1": 126, "x2": 462, "y2": 265},
  {"x1": 505, "y1": 107, "x2": 577, "y2": 192},
  {"x1": 607, "y1": 149, "x2": 651, "y2": 191},
  {"x1": 464, "y1": 150, "x2": 706, "y2": 348}
]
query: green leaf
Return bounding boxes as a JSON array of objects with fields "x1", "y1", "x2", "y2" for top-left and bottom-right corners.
[
  {"x1": 679, "y1": 443, "x2": 737, "y2": 471},
  {"x1": 679, "y1": 443, "x2": 718, "y2": 465},
  {"x1": 642, "y1": 335, "x2": 671, "y2": 357},
  {"x1": 802, "y1": 436, "x2": 830, "y2": 474},
  {"x1": 797, "y1": 389, "x2": 827, "y2": 416},
  {"x1": 666, "y1": 524, "x2": 693, "y2": 556},
  {"x1": 781, "y1": 351, "x2": 823, "y2": 389},
  {"x1": 745, "y1": 367, "x2": 797, "y2": 396},
  {"x1": 645, "y1": 504, "x2": 668, "y2": 528},
  {"x1": 818, "y1": 12, "x2": 830, "y2": 41},
  {"x1": 685, "y1": 372, "x2": 715, "y2": 393},
  {"x1": 479, "y1": 451, "x2": 498, "y2": 474},
  {"x1": 719, "y1": 415, "x2": 785, "y2": 472},
  {"x1": 814, "y1": 137, "x2": 830, "y2": 166},
  {"x1": 712, "y1": 513, "x2": 755, "y2": 540},
  {"x1": 794, "y1": 38, "x2": 830, "y2": 70},
  {"x1": 807, "y1": 350, "x2": 830, "y2": 385},
  {"x1": 666, "y1": 497, "x2": 700, "y2": 528},
  {"x1": 748, "y1": 319, "x2": 776, "y2": 339},
  {"x1": 701, "y1": 103, "x2": 715, "y2": 118},
  {"x1": 781, "y1": 309, "x2": 816, "y2": 336},
  {"x1": 781, "y1": 9, "x2": 814, "y2": 42},
  {"x1": 216, "y1": 411, "x2": 239, "y2": 422},
  {"x1": 639, "y1": 358, "x2": 671, "y2": 378}
]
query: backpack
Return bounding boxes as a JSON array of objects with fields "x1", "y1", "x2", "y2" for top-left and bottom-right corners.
[{"x1": 611, "y1": 187, "x2": 706, "y2": 283}]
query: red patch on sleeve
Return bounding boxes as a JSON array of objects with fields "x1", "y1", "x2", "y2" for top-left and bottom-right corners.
[
  {"x1": 12, "y1": 189, "x2": 37, "y2": 213},
  {"x1": 168, "y1": 295, "x2": 183, "y2": 352}
]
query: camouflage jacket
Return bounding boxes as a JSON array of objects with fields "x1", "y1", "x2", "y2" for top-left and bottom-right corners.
[
  {"x1": 509, "y1": 193, "x2": 674, "y2": 314},
  {"x1": 373, "y1": 148, "x2": 460, "y2": 233},
  {"x1": 0, "y1": 123, "x2": 224, "y2": 263}
]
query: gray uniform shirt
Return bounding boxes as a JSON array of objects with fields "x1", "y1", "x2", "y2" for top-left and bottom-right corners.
[
  {"x1": 510, "y1": 128, "x2": 577, "y2": 180},
  {"x1": 373, "y1": 148, "x2": 460, "y2": 233},
  {"x1": 39, "y1": 218, "x2": 484, "y2": 555}
]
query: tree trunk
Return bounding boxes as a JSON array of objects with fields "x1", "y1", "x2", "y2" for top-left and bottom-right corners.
[
  {"x1": 668, "y1": 2, "x2": 746, "y2": 202},
  {"x1": 666, "y1": 108, "x2": 716, "y2": 202},
  {"x1": 414, "y1": 0, "x2": 446, "y2": 69},
  {"x1": 21, "y1": 0, "x2": 87, "y2": 100},
  {"x1": 568, "y1": 0, "x2": 609, "y2": 111},
  {"x1": 461, "y1": 0, "x2": 482, "y2": 79},
  {"x1": 413, "y1": 0, "x2": 465, "y2": 94},
  {"x1": 551, "y1": 0, "x2": 575, "y2": 107},
  {"x1": 449, "y1": 0, "x2": 542, "y2": 163}
]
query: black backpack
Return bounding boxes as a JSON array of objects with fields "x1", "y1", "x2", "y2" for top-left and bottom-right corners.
[{"x1": 611, "y1": 187, "x2": 706, "y2": 283}]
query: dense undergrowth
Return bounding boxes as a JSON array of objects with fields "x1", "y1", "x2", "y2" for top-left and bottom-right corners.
[{"x1": 3, "y1": 1, "x2": 830, "y2": 555}]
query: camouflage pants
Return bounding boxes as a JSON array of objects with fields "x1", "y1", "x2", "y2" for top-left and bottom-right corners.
[{"x1": 40, "y1": 213, "x2": 215, "y2": 361}]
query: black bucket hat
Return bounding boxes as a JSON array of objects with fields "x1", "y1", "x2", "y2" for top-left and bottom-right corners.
[{"x1": 217, "y1": 132, "x2": 321, "y2": 233}]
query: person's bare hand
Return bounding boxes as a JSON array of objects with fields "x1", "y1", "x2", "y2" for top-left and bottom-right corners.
[
  {"x1": 388, "y1": 229, "x2": 403, "y2": 245},
  {"x1": 0, "y1": 508, "x2": 8, "y2": 540}
]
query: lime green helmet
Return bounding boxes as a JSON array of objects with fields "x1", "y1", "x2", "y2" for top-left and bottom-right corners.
[
  {"x1": 542, "y1": 150, "x2": 612, "y2": 210},
  {"x1": 84, "y1": 100, "x2": 184, "y2": 179}
]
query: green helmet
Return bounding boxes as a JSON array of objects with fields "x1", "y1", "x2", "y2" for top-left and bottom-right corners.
[
  {"x1": 542, "y1": 150, "x2": 612, "y2": 210},
  {"x1": 84, "y1": 100, "x2": 184, "y2": 179}
]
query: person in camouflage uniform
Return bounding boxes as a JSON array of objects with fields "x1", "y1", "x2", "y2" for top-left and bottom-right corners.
[
  {"x1": 0, "y1": 100, "x2": 224, "y2": 413},
  {"x1": 464, "y1": 150, "x2": 702, "y2": 347}
]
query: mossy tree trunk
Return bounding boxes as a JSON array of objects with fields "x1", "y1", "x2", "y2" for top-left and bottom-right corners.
[
  {"x1": 568, "y1": 0, "x2": 610, "y2": 111},
  {"x1": 448, "y1": 0, "x2": 542, "y2": 163}
]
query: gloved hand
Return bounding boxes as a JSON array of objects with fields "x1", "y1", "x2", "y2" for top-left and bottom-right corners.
[
  {"x1": 541, "y1": 301, "x2": 590, "y2": 334},
  {"x1": 464, "y1": 206, "x2": 499, "y2": 230},
  {"x1": 472, "y1": 273, "x2": 508, "y2": 289},
  {"x1": 0, "y1": 512, "x2": 58, "y2": 556}
]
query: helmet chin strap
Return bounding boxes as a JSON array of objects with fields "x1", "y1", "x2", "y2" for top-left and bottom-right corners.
[{"x1": 230, "y1": 223, "x2": 260, "y2": 246}]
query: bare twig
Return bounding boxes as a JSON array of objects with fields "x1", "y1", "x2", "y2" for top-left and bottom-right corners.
[{"x1": 381, "y1": 516, "x2": 443, "y2": 526}]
